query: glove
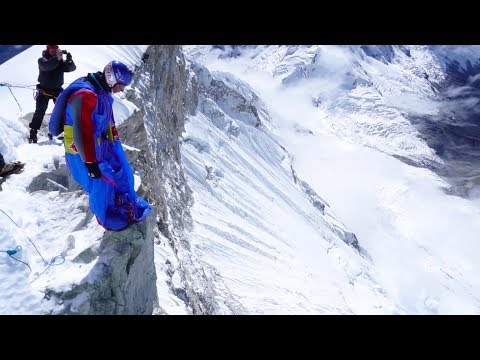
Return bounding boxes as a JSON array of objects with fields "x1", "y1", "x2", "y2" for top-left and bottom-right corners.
[
  {"x1": 85, "y1": 162, "x2": 102, "y2": 179},
  {"x1": 66, "y1": 52, "x2": 72, "y2": 61}
]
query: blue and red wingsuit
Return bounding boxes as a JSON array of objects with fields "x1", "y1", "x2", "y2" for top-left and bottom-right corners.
[{"x1": 49, "y1": 71, "x2": 151, "y2": 231}]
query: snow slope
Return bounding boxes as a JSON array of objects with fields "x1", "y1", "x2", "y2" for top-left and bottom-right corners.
[
  {"x1": 181, "y1": 66, "x2": 400, "y2": 313},
  {"x1": 184, "y1": 45, "x2": 480, "y2": 314}
]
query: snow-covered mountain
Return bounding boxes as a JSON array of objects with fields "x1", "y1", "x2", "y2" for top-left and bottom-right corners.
[
  {"x1": 1, "y1": 45, "x2": 480, "y2": 314},
  {"x1": 185, "y1": 45, "x2": 480, "y2": 197},
  {"x1": 183, "y1": 45, "x2": 480, "y2": 314}
]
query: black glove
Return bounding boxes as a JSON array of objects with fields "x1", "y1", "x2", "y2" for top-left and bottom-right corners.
[
  {"x1": 85, "y1": 162, "x2": 102, "y2": 179},
  {"x1": 66, "y1": 52, "x2": 72, "y2": 61}
]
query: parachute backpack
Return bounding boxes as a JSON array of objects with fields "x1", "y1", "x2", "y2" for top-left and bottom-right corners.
[{"x1": 49, "y1": 77, "x2": 92, "y2": 137}]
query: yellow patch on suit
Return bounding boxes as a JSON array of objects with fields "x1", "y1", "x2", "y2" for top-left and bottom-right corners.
[{"x1": 64, "y1": 125, "x2": 78, "y2": 154}]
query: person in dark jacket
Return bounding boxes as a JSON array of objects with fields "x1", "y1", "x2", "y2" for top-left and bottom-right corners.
[{"x1": 28, "y1": 45, "x2": 76, "y2": 143}]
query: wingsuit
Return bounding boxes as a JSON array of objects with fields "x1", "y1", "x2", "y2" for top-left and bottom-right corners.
[{"x1": 49, "y1": 70, "x2": 151, "y2": 231}]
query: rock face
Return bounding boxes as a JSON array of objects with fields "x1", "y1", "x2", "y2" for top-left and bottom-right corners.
[
  {"x1": 128, "y1": 46, "x2": 227, "y2": 314},
  {"x1": 46, "y1": 213, "x2": 157, "y2": 315},
  {"x1": 127, "y1": 45, "x2": 196, "y2": 242}
]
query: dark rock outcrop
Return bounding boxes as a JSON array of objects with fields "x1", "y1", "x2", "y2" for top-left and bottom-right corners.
[{"x1": 45, "y1": 213, "x2": 157, "y2": 315}]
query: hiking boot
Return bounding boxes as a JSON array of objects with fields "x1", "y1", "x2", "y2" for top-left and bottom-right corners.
[
  {"x1": 48, "y1": 133, "x2": 53, "y2": 141},
  {"x1": 28, "y1": 128, "x2": 38, "y2": 144},
  {"x1": 0, "y1": 161, "x2": 25, "y2": 177}
]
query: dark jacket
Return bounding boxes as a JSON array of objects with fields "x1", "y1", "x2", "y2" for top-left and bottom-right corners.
[{"x1": 37, "y1": 50, "x2": 76, "y2": 92}]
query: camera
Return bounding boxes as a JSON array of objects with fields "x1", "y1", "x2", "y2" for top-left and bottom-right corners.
[{"x1": 61, "y1": 50, "x2": 68, "y2": 54}]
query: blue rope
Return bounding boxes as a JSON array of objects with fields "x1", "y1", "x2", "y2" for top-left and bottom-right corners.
[
  {"x1": 0, "y1": 246, "x2": 32, "y2": 273},
  {"x1": 0, "y1": 208, "x2": 65, "y2": 282},
  {"x1": 30, "y1": 254, "x2": 65, "y2": 283},
  {"x1": 0, "y1": 82, "x2": 37, "y2": 89},
  {"x1": 0, "y1": 245, "x2": 22, "y2": 256}
]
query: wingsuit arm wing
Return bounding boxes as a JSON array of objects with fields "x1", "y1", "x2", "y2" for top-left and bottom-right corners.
[{"x1": 69, "y1": 89, "x2": 98, "y2": 164}]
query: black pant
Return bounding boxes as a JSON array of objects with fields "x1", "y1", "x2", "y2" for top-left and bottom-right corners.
[
  {"x1": 0, "y1": 153, "x2": 5, "y2": 169},
  {"x1": 29, "y1": 90, "x2": 59, "y2": 131}
]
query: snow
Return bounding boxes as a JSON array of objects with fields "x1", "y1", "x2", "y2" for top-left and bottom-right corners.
[
  {"x1": 3, "y1": 44, "x2": 480, "y2": 314},
  {"x1": 0, "y1": 45, "x2": 149, "y2": 314},
  {"x1": 153, "y1": 230, "x2": 189, "y2": 315},
  {"x1": 184, "y1": 45, "x2": 480, "y2": 314},
  {"x1": 287, "y1": 133, "x2": 480, "y2": 314},
  {"x1": 181, "y1": 74, "x2": 400, "y2": 313}
]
